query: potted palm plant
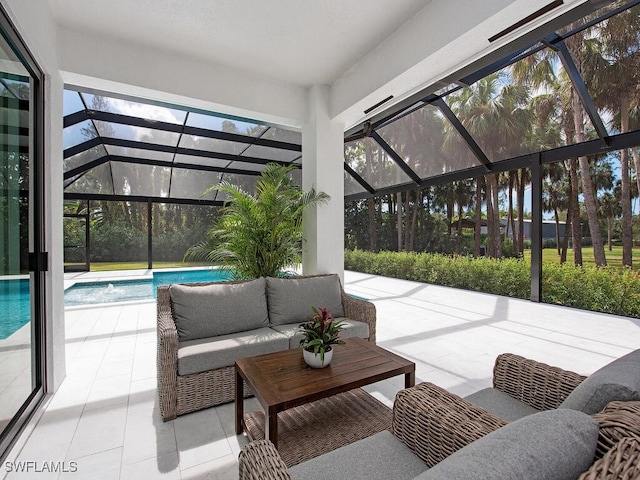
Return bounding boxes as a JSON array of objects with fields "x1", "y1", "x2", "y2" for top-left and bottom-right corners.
[
  {"x1": 299, "y1": 307, "x2": 345, "y2": 368},
  {"x1": 183, "y1": 163, "x2": 329, "y2": 279}
]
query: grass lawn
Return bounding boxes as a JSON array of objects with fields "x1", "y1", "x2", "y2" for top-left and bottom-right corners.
[
  {"x1": 81, "y1": 261, "x2": 211, "y2": 271},
  {"x1": 532, "y1": 245, "x2": 640, "y2": 270}
]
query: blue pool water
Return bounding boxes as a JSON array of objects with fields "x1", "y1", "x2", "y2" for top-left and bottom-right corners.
[
  {"x1": 0, "y1": 278, "x2": 30, "y2": 340},
  {"x1": 64, "y1": 269, "x2": 232, "y2": 306}
]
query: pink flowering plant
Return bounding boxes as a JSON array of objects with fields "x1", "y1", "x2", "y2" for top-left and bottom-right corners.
[{"x1": 299, "y1": 307, "x2": 345, "y2": 362}]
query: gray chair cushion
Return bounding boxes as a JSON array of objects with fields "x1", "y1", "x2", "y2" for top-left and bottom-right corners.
[
  {"x1": 270, "y1": 318, "x2": 370, "y2": 348},
  {"x1": 560, "y1": 348, "x2": 640, "y2": 414},
  {"x1": 289, "y1": 430, "x2": 427, "y2": 480},
  {"x1": 266, "y1": 275, "x2": 344, "y2": 326},
  {"x1": 177, "y1": 327, "x2": 289, "y2": 375},
  {"x1": 465, "y1": 387, "x2": 540, "y2": 422},
  {"x1": 416, "y1": 409, "x2": 598, "y2": 480},
  {"x1": 170, "y1": 277, "x2": 269, "y2": 341}
]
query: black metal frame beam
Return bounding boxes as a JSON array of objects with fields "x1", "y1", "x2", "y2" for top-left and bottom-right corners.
[
  {"x1": 345, "y1": 129, "x2": 640, "y2": 201},
  {"x1": 64, "y1": 109, "x2": 301, "y2": 152},
  {"x1": 64, "y1": 192, "x2": 224, "y2": 207},
  {"x1": 64, "y1": 137, "x2": 298, "y2": 174},
  {"x1": 63, "y1": 153, "x2": 269, "y2": 181},
  {"x1": 370, "y1": 131, "x2": 422, "y2": 185},
  {"x1": 343, "y1": 163, "x2": 375, "y2": 195}
]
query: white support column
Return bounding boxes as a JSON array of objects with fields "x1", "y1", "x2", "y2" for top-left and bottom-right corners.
[{"x1": 302, "y1": 85, "x2": 344, "y2": 280}]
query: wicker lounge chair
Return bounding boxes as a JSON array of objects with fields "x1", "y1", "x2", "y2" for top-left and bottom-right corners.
[
  {"x1": 239, "y1": 350, "x2": 640, "y2": 479},
  {"x1": 239, "y1": 383, "x2": 640, "y2": 480}
]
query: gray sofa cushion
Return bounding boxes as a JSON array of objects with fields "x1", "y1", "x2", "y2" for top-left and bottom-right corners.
[
  {"x1": 266, "y1": 275, "x2": 344, "y2": 326},
  {"x1": 289, "y1": 430, "x2": 427, "y2": 480},
  {"x1": 270, "y1": 318, "x2": 370, "y2": 348},
  {"x1": 464, "y1": 387, "x2": 540, "y2": 422},
  {"x1": 170, "y1": 277, "x2": 269, "y2": 341},
  {"x1": 559, "y1": 348, "x2": 640, "y2": 414},
  {"x1": 177, "y1": 327, "x2": 289, "y2": 375},
  {"x1": 416, "y1": 409, "x2": 598, "y2": 480}
]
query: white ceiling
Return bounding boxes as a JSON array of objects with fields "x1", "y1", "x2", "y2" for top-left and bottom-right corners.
[{"x1": 46, "y1": 0, "x2": 433, "y2": 88}]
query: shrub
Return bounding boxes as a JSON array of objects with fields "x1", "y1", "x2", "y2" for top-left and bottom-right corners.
[{"x1": 344, "y1": 249, "x2": 640, "y2": 318}]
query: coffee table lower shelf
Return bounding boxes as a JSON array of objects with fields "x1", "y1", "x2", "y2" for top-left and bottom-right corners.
[{"x1": 242, "y1": 388, "x2": 393, "y2": 467}]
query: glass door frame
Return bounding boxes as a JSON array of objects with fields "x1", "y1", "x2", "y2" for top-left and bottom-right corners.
[{"x1": 0, "y1": 3, "x2": 47, "y2": 461}]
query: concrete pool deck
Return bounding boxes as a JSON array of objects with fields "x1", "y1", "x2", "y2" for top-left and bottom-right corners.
[{"x1": 3, "y1": 270, "x2": 640, "y2": 479}]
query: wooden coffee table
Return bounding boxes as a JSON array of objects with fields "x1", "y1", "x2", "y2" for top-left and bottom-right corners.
[{"x1": 235, "y1": 337, "x2": 415, "y2": 449}]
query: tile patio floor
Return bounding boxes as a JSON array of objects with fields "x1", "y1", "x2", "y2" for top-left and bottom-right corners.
[{"x1": 3, "y1": 270, "x2": 640, "y2": 479}]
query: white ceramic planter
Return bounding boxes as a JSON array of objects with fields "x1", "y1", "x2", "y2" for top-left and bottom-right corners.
[{"x1": 303, "y1": 347, "x2": 333, "y2": 368}]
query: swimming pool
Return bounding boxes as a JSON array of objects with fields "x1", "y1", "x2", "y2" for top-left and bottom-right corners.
[
  {"x1": 0, "y1": 278, "x2": 30, "y2": 340},
  {"x1": 64, "y1": 269, "x2": 232, "y2": 306}
]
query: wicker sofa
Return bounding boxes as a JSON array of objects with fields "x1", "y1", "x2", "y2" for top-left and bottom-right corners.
[
  {"x1": 157, "y1": 274, "x2": 376, "y2": 421},
  {"x1": 239, "y1": 349, "x2": 640, "y2": 480}
]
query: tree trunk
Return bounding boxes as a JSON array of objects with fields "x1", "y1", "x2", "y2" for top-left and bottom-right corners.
[
  {"x1": 517, "y1": 169, "x2": 525, "y2": 257},
  {"x1": 507, "y1": 172, "x2": 515, "y2": 250},
  {"x1": 367, "y1": 198, "x2": 377, "y2": 252},
  {"x1": 365, "y1": 141, "x2": 378, "y2": 252},
  {"x1": 410, "y1": 188, "x2": 421, "y2": 252},
  {"x1": 569, "y1": 158, "x2": 582, "y2": 265},
  {"x1": 632, "y1": 147, "x2": 640, "y2": 237},
  {"x1": 474, "y1": 177, "x2": 482, "y2": 257},
  {"x1": 561, "y1": 204, "x2": 571, "y2": 264},
  {"x1": 620, "y1": 95, "x2": 632, "y2": 266},
  {"x1": 567, "y1": 35, "x2": 605, "y2": 266},
  {"x1": 404, "y1": 191, "x2": 411, "y2": 251},
  {"x1": 488, "y1": 174, "x2": 502, "y2": 258},
  {"x1": 397, "y1": 191, "x2": 402, "y2": 252},
  {"x1": 553, "y1": 207, "x2": 561, "y2": 256}
]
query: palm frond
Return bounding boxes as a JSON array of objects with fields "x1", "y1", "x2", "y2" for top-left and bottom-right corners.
[{"x1": 184, "y1": 163, "x2": 330, "y2": 278}]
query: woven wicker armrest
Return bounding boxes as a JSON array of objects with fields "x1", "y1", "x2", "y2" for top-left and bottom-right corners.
[
  {"x1": 592, "y1": 401, "x2": 640, "y2": 460},
  {"x1": 578, "y1": 437, "x2": 640, "y2": 480},
  {"x1": 392, "y1": 382, "x2": 507, "y2": 468},
  {"x1": 341, "y1": 290, "x2": 376, "y2": 344},
  {"x1": 156, "y1": 286, "x2": 179, "y2": 421},
  {"x1": 238, "y1": 440, "x2": 292, "y2": 480},
  {"x1": 492, "y1": 353, "x2": 587, "y2": 411}
]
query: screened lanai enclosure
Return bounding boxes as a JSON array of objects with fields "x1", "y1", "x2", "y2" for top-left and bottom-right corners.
[
  {"x1": 63, "y1": 1, "x2": 640, "y2": 304},
  {"x1": 63, "y1": 91, "x2": 303, "y2": 270}
]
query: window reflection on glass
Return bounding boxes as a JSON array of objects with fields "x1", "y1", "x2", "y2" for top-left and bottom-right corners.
[
  {"x1": 0, "y1": 34, "x2": 36, "y2": 443},
  {"x1": 186, "y1": 112, "x2": 268, "y2": 136},
  {"x1": 81, "y1": 93, "x2": 187, "y2": 124}
]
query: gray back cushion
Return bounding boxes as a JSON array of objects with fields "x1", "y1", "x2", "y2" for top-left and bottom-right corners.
[
  {"x1": 170, "y1": 277, "x2": 269, "y2": 341},
  {"x1": 266, "y1": 275, "x2": 344, "y2": 326},
  {"x1": 416, "y1": 409, "x2": 598, "y2": 480},
  {"x1": 560, "y1": 349, "x2": 640, "y2": 414}
]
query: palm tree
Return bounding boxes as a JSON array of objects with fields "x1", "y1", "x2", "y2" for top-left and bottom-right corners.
[
  {"x1": 585, "y1": 5, "x2": 640, "y2": 266},
  {"x1": 184, "y1": 163, "x2": 329, "y2": 279},
  {"x1": 511, "y1": 34, "x2": 611, "y2": 266},
  {"x1": 445, "y1": 74, "x2": 532, "y2": 258}
]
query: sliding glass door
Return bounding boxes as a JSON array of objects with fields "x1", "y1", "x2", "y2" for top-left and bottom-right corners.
[{"x1": 0, "y1": 7, "x2": 45, "y2": 460}]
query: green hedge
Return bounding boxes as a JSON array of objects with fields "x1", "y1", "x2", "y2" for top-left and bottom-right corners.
[
  {"x1": 344, "y1": 249, "x2": 640, "y2": 318},
  {"x1": 541, "y1": 263, "x2": 640, "y2": 317}
]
